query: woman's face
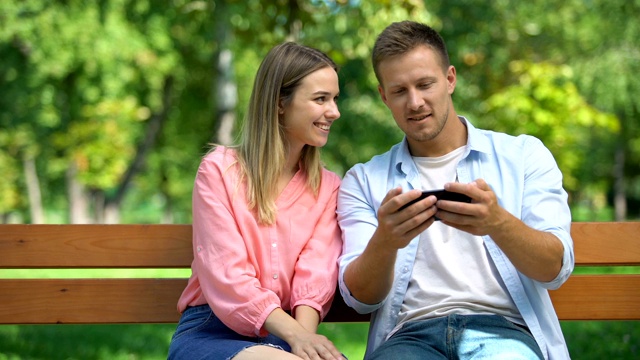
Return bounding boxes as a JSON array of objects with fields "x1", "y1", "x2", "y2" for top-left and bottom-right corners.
[{"x1": 280, "y1": 66, "x2": 340, "y2": 153}]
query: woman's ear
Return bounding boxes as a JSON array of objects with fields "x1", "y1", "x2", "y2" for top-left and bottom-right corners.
[{"x1": 278, "y1": 99, "x2": 285, "y2": 115}]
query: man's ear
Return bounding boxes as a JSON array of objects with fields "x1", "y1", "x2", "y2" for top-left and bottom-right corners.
[
  {"x1": 447, "y1": 65, "x2": 457, "y2": 95},
  {"x1": 378, "y1": 85, "x2": 387, "y2": 103}
]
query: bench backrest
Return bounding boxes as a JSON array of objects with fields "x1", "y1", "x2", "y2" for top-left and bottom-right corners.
[{"x1": 0, "y1": 222, "x2": 638, "y2": 324}]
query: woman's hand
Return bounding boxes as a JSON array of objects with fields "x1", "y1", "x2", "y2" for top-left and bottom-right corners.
[
  {"x1": 288, "y1": 331, "x2": 344, "y2": 360},
  {"x1": 264, "y1": 308, "x2": 344, "y2": 359}
]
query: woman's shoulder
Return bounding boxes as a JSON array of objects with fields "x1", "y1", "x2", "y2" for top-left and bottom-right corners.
[
  {"x1": 320, "y1": 167, "x2": 341, "y2": 189},
  {"x1": 201, "y1": 146, "x2": 239, "y2": 165},
  {"x1": 198, "y1": 146, "x2": 243, "y2": 180}
]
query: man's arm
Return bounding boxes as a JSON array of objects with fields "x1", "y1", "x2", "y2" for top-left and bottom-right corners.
[
  {"x1": 343, "y1": 187, "x2": 437, "y2": 304},
  {"x1": 437, "y1": 180, "x2": 564, "y2": 282}
]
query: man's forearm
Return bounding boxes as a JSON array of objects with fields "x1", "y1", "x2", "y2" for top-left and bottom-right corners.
[
  {"x1": 343, "y1": 234, "x2": 398, "y2": 305},
  {"x1": 489, "y1": 212, "x2": 564, "y2": 282}
]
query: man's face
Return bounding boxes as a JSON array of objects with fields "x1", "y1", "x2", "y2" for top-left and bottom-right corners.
[{"x1": 377, "y1": 45, "x2": 457, "y2": 156}]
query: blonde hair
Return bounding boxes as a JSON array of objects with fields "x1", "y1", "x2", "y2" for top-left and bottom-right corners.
[{"x1": 235, "y1": 42, "x2": 337, "y2": 224}]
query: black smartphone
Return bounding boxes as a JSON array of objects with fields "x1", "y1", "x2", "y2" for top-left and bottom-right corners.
[{"x1": 398, "y1": 189, "x2": 472, "y2": 211}]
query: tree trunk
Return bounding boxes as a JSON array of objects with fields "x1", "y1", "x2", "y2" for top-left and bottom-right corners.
[
  {"x1": 285, "y1": 0, "x2": 302, "y2": 42},
  {"x1": 67, "y1": 162, "x2": 92, "y2": 224},
  {"x1": 211, "y1": 4, "x2": 237, "y2": 146},
  {"x1": 23, "y1": 155, "x2": 44, "y2": 224},
  {"x1": 613, "y1": 143, "x2": 627, "y2": 221},
  {"x1": 103, "y1": 201, "x2": 121, "y2": 224},
  {"x1": 102, "y1": 76, "x2": 174, "y2": 223}
]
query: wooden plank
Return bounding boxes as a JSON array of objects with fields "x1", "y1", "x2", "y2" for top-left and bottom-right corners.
[
  {"x1": 1, "y1": 275, "x2": 637, "y2": 324},
  {"x1": 0, "y1": 223, "x2": 638, "y2": 324},
  {"x1": 0, "y1": 224, "x2": 193, "y2": 268},
  {"x1": 0, "y1": 278, "x2": 186, "y2": 324},
  {"x1": 549, "y1": 275, "x2": 640, "y2": 320},
  {"x1": 570, "y1": 222, "x2": 640, "y2": 265},
  {"x1": 1, "y1": 222, "x2": 638, "y2": 268}
]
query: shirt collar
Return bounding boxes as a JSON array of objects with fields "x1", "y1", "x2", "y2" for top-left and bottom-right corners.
[{"x1": 393, "y1": 116, "x2": 492, "y2": 176}]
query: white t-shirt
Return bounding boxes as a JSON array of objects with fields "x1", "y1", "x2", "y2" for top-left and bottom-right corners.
[{"x1": 392, "y1": 146, "x2": 522, "y2": 336}]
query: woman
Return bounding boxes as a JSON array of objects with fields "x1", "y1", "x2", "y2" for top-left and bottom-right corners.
[{"x1": 168, "y1": 42, "x2": 344, "y2": 360}]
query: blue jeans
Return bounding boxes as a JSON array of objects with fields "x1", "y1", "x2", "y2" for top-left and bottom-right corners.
[
  {"x1": 369, "y1": 314, "x2": 544, "y2": 360},
  {"x1": 167, "y1": 304, "x2": 291, "y2": 360}
]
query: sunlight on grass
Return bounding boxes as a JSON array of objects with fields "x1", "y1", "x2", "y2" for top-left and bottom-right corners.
[
  {"x1": 0, "y1": 269, "x2": 191, "y2": 279},
  {"x1": 571, "y1": 266, "x2": 640, "y2": 275},
  {"x1": 318, "y1": 322, "x2": 368, "y2": 360}
]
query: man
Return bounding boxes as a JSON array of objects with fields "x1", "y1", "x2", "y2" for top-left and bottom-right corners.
[{"x1": 336, "y1": 21, "x2": 574, "y2": 360}]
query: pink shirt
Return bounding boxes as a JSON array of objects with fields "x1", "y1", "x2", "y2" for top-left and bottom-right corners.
[{"x1": 177, "y1": 147, "x2": 343, "y2": 337}]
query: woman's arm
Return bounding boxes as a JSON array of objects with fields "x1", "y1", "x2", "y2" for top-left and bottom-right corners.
[
  {"x1": 190, "y1": 153, "x2": 281, "y2": 336},
  {"x1": 294, "y1": 305, "x2": 320, "y2": 333},
  {"x1": 290, "y1": 173, "x2": 343, "y2": 319}
]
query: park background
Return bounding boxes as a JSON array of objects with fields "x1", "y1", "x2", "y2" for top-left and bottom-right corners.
[{"x1": 0, "y1": 0, "x2": 638, "y2": 359}]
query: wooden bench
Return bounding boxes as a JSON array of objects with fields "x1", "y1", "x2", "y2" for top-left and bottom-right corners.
[{"x1": 0, "y1": 222, "x2": 639, "y2": 324}]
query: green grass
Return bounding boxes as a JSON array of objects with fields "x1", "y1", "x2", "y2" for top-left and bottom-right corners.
[
  {"x1": 0, "y1": 321, "x2": 638, "y2": 359},
  {"x1": 0, "y1": 324, "x2": 176, "y2": 360}
]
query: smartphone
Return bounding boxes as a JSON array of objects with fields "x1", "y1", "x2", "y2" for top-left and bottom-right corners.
[{"x1": 398, "y1": 189, "x2": 472, "y2": 211}]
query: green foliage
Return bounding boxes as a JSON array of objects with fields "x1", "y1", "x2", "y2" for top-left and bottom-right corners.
[
  {"x1": 1, "y1": 0, "x2": 638, "y2": 222},
  {"x1": 481, "y1": 60, "x2": 618, "y2": 191}
]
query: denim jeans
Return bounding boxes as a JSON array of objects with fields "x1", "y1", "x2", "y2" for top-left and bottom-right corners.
[
  {"x1": 167, "y1": 304, "x2": 290, "y2": 360},
  {"x1": 368, "y1": 314, "x2": 544, "y2": 360}
]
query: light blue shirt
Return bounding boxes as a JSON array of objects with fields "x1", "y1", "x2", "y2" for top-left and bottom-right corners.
[{"x1": 337, "y1": 117, "x2": 573, "y2": 360}]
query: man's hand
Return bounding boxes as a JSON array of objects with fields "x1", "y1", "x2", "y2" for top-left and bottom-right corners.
[
  {"x1": 343, "y1": 187, "x2": 437, "y2": 305},
  {"x1": 436, "y1": 179, "x2": 564, "y2": 282},
  {"x1": 435, "y1": 179, "x2": 507, "y2": 237},
  {"x1": 373, "y1": 187, "x2": 438, "y2": 250}
]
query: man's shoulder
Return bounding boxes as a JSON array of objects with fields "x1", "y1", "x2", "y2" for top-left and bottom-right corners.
[
  {"x1": 348, "y1": 142, "x2": 403, "y2": 173},
  {"x1": 473, "y1": 126, "x2": 545, "y2": 153}
]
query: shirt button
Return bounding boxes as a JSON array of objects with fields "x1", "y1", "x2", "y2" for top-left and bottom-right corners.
[
  {"x1": 403, "y1": 266, "x2": 409, "y2": 273},
  {"x1": 272, "y1": 243, "x2": 277, "y2": 248},
  {"x1": 273, "y1": 274, "x2": 278, "y2": 279}
]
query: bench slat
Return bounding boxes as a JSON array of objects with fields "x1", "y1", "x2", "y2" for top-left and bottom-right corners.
[
  {"x1": 1, "y1": 223, "x2": 639, "y2": 268},
  {"x1": 571, "y1": 222, "x2": 640, "y2": 265},
  {"x1": 549, "y1": 274, "x2": 640, "y2": 320},
  {"x1": 0, "y1": 278, "x2": 186, "y2": 324},
  {"x1": 0, "y1": 275, "x2": 638, "y2": 324},
  {"x1": 0, "y1": 223, "x2": 638, "y2": 324},
  {"x1": 0, "y1": 224, "x2": 193, "y2": 268}
]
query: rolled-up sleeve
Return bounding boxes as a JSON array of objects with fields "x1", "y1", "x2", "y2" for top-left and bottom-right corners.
[
  {"x1": 521, "y1": 137, "x2": 574, "y2": 289},
  {"x1": 336, "y1": 164, "x2": 386, "y2": 314}
]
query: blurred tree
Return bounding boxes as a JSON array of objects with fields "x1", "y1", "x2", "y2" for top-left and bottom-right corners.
[
  {"x1": 0, "y1": 0, "x2": 637, "y2": 223},
  {"x1": 431, "y1": 0, "x2": 636, "y2": 220},
  {"x1": 554, "y1": 0, "x2": 640, "y2": 220},
  {"x1": 1, "y1": 1, "x2": 177, "y2": 223}
]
